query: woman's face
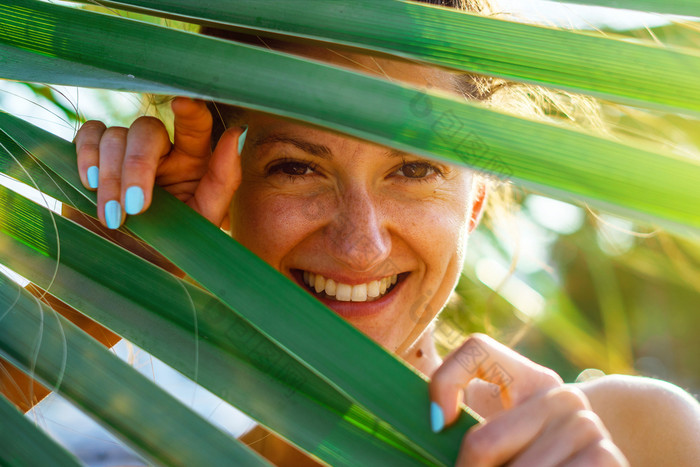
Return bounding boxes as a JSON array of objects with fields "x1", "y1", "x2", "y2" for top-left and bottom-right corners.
[{"x1": 229, "y1": 50, "x2": 480, "y2": 355}]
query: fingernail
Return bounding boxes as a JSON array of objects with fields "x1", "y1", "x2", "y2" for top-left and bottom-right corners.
[
  {"x1": 430, "y1": 401, "x2": 444, "y2": 433},
  {"x1": 87, "y1": 166, "x2": 99, "y2": 189},
  {"x1": 237, "y1": 126, "x2": 248, "y2": 154},
  {"x1": 125, "y1": 186, "x2": 144, "y2": 215},
  {"x1": 105, "y1": 200, "x2": 122, "y2": 229}
]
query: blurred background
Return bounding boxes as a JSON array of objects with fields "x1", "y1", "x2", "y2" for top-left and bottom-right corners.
[{"x1": 1, "y1": 0, "x2": 699, "y2": 465}]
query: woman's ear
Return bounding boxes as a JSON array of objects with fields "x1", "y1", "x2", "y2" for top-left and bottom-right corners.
[{"x1": 469, "y1": 180, "x2": 488, "y2": 233}]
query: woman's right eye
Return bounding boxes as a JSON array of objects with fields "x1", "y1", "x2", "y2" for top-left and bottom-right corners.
[{"x1": 267, "y1": 160, "x2": 317, "y2": 178}]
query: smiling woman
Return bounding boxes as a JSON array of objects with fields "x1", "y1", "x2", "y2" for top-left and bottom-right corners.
[
  {"x1": 62, "y1": 1, "x2": 700, "y2": 466},
  {"x1": 3, "y1": 0, "x2": 700, "y2": 465}
]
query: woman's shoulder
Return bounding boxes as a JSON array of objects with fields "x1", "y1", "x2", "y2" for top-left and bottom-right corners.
[
  {"x1": 574, "y1": 374, "x2": 700, "y2": 466},
  {"x1": 575, "y1": 373, "x2": 700, "y2": 421}
]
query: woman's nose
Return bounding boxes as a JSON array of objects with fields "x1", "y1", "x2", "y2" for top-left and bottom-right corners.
[{"x1": 325, "y1": 188, "x2": 390, "y2": 272}]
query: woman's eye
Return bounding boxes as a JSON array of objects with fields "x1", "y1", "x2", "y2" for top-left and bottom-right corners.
[
  {"x1": 268, "y1": 161, "x2": 316, "y2": 177},
  {"x1": 394, "y1": 162, "x2": 442, "y2": 180}
]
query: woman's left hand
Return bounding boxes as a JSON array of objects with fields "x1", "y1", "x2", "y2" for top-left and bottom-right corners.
[{"x1": 429, "y1": 334, "x2": 629, "y2": 466}]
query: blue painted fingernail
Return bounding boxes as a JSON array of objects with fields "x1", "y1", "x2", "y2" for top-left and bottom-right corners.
[
  {"x1": 237, "y1": 126, "x2": 248, "y2": 154},
  {"x1": 87, "y1": 166, "x2": 99, "y2": 189},
  {"x1": 430, "y1": 402, "x2": 444, "y2": 433},
  {"x1": 105, "y1": 200, "x2": 122, "y2": 229},
  {"x1": 125, "y1": 186, "x2": 144, "y2": 215}
]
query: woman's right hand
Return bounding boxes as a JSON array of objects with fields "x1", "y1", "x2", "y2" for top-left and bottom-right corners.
[{"x1": 74, "y1": 97, "x2": 245, "y2": 230}]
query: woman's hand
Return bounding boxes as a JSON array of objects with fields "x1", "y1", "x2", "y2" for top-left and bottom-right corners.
[
  {"x1": 429, "y1": 334, "x2": 628, "y2": 466},
  {"x1": 74, "y1": 97, "x2": 245, "y2": 230}
]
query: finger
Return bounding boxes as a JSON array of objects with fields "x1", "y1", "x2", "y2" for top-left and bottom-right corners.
[
  {"x1": 456, "y1": 386, "x2": 591, "y2": 467},
  {"x1": 121, "y1": 116, "x2": 172, "y2": 216},
  {"x1": 508, "y1": 410, "x2": 608, "y2": 467},
  {"x1": 171, "y1": 96, "x2": 213, "y2": 159},
  {"x1": 564, "y1": 439, "x2": 628, "y2": 467},
  {"x1": 430, "y1": 334, "x2": 562, "y2": 429},
  {"x1": 465, "y1": 378, "x2": 504, "y2": 418},
  {"x1": 75, "y1": 120, "x2": 107, "y2": 190},
  {"x1": 189, "y1": 127, "x2": 244, "y2": 226},
  {"x1": 97, "y1": 127, "x2": 128, "y2": 229}
]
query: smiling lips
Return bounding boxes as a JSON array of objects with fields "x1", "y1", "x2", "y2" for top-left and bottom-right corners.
[{"x1": 302, "y1": 271, "x2": 398, "y2": 302}]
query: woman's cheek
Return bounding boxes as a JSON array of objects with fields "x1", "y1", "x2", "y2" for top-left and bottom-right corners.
[
  {"x1": 231, "y1": 186, "x2": 329, "y2": 263},
  {"x1": 398, "y1": 188, "x2": 471, "y2": 312}
]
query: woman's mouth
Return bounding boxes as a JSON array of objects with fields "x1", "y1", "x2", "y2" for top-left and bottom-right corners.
[
  {"x1": 301, "y1": 270, "x2": 399, "y2": 302},
  {"x1": 291, "y1": 269, "x2": 409, "y2": 318}
]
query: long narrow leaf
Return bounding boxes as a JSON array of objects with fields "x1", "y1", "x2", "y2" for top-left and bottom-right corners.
[
  {"x1": 0, "y1": 184, "x2": 437, "y2": 466},
  {"x1": 2, "y1": 0, "x2": 699, "y2": 462},
  {"x1": 75, "y1": 0, "x2": 700, "y2": 115},
  {"x1": 0, "y1": 129, "x2": 94, "y2": 214},
  {"x1": 0, "y1": 394, "x2": 82, "y2": 467},
  {"x1": 0, "y1": 272, "x2": 270, "y2": 466},
  {"x1": 1, "y1": 2, "x2": 700, "y2": 232},
  {"x1": 0, "y1": 95, "x2": 477, "y2": 465}
]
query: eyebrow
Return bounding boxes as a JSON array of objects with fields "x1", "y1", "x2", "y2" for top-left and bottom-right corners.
[
  {"x1": 255, "y1": 133, "x2": 410, "y2": 160},
  {"x1": 385, "y1": 148, "x2": 410, "y2": 159},
  {"x1": 254, "y1": 134, "x2": 333, "y2": 159}
]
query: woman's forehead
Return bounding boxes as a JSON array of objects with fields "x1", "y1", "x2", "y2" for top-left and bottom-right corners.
[
  {"x1": 278, "y1": 41, "x2": 457, "y2": 92},
  {"x1": 249, "y1": 114, "x2": 398, "y2": 155}
]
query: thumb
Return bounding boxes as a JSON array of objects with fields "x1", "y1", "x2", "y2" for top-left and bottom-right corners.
[{"x1": 189, "y1": 126, "x2": 245, "y2": 226}]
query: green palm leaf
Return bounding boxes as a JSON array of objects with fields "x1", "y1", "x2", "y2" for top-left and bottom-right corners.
[
  {"x1": 2, "y1": 0, "x2": 700, "y2": 233},
  {"x1": 0, "y1": 181, "x2": 436, "y2": 466},
  {"x1": 0, "y1": 394, "x2": 82, "y2": 466},
  {"x1": 1, "y1": 116, "x2": 449, "y2": 465},
  {"x1": 1, "y1": 106, "x2": 473, "y2": 465},
  {"x1": 74, "y1": 0, "x2": 700, "y2": 115},
  {"x1": 1, "y1": 0, "x2": 699, "y2": 464},
  {"x1": 0, "y1": 266, "x2": 271, "y2": 466}
]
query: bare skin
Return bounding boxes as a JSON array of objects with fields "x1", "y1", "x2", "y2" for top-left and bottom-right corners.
[{"x1": 69, "y1": 49, "x2": 700, "y2": 466}]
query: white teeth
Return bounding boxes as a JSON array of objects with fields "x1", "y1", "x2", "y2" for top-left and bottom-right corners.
[
  {"x1": 301, "y1": 271, "x2": 400, "y2": 302},
  {"x1": 336, "y1": 283, "x2": 352, "y2": 301},
  {"x1": 325, "y1": 279, "x2": 337, "y2": 296},
  {"x1": 314, "y1": 274, "x2": 326, "y2": 293},
  {"x1": 367, "y1": 280, "x2": 380, "y2": 298},
  {"x1": 351, "y1": 284, "x2": 367, "y2": 302}
]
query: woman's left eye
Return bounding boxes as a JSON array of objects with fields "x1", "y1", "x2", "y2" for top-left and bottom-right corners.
[
  {"x1": 392, "y1": 162, "x2": 443, "y2": 181},
  {"x1": 267, "y1": 160, "x2": 317, "y2": 178}
]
